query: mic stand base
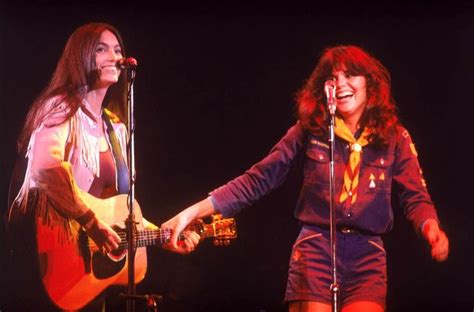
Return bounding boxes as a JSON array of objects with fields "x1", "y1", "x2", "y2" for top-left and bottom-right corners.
[
  {"x1": 330, "y1": 282, "x2": 339, "y2": 312},
  {"x1": 120, "y1": 293, "x2": 163, "y2": 312}
]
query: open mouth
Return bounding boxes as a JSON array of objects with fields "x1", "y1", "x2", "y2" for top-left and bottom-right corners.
[
  {"x1": 100, "y1": 65, "x2": 118, "y2": 73},
  {"x1": 336, "y1": 92, "x2": 353, "y2": 100}
]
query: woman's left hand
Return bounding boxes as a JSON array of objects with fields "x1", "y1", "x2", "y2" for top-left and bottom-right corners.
[{"x1": 422, "y1": 219, "x2": 449, "y2": 262}]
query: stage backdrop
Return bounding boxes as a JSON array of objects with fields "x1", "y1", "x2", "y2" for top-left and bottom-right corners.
[{"x1": 1, "y1": 2, "x2": 472, "y2": 311}]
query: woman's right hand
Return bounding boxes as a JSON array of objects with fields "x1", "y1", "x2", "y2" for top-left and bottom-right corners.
[
  {"x1": 84, "y1": 217, "x2": 121, "y2": 253},
  {"x1": 161, "y1": 197, "x2": 217, "y2": 250},
  {"x1": 161, "y1": 209, "x2": 194, "y2": 251}
]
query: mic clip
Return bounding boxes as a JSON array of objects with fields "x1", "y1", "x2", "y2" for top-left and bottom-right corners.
[
  {"x1": 117, "y1": 57, "x2": 138, "y2": 70},
  {"x1": 324, "y1": 79, "x2": 336, "y2": 116}
]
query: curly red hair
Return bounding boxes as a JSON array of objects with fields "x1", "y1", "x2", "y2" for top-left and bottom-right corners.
[{"x1": 296, "y1": 45, "x2": 399, "y2": 147}]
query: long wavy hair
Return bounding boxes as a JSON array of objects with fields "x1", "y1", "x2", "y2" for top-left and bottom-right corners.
[
  {"x1": 17, "y1": 22, "x2": 128, "y2": 154},
  {"x1": 296, "y1": 45, "x2": 399, "y2": 147}
]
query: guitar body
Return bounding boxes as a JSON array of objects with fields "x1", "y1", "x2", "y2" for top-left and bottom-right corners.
[
  {"x1": 37, "y1": 194, "x2": 147, "y2": 310},
  {"x1": 6, "y1": 191, "x2": 235, "y2": 311}
]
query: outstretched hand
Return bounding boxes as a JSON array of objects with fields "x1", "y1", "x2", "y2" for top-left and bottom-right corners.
[
  {"x1": 161, "y1": 210, "x2": 194, "y2": 252},
  {"x1": 162, "y1": 229, "x2": 201, "y2": 255},
  {"x1": 422, "y1": 219, "x2": 449, "y2": 262},
  {"x1": 161, "y1": 197, "x2": 217, "y2": 253}
]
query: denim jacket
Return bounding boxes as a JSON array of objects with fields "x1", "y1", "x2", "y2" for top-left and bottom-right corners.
[{"x1": 210, "y1": 121, "x2": 439, "y2": 235}]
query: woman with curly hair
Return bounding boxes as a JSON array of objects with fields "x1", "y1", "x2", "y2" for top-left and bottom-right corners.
[{"x1": 162, "y1": 45, "x2": 449, "y2": 312}]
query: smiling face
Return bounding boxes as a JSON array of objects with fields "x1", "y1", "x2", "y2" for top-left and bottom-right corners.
[
  {"x1": 94, "y1": 30, "x2": 123, "y2": 89},
  {"x1": 329, "y1": 66, "x2": 368, "y2": 123}
]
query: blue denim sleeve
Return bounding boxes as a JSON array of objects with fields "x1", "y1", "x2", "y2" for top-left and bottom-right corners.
[
  {"x1": 209, "y1": 122, "x2": 306, "y2": 217},
  {"x1": 392, "y1": 127, "x2": 439, "y2": 232}
]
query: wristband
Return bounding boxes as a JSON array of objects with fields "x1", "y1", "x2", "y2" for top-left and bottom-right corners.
[{"x1": 77, "y1": 209, "x2": 95, "y2": 226}]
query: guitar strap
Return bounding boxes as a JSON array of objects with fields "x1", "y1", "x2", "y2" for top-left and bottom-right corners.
[{"x1": 102, "y1": 111, "x2": 130, "y2": 194}]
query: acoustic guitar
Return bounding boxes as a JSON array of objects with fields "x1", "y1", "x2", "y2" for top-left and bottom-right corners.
[{"x1": 35, "y1": 193, "x2": 236, "y2": 310}]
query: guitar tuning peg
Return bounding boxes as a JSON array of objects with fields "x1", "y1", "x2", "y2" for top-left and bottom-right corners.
[{"x1": 211, "y1": 214, "x2": 223, "y2": 222}]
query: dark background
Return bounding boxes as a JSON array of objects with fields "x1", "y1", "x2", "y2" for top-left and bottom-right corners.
[{"x1": 0, "y1": 1, "x2": 472, "y2": 311}]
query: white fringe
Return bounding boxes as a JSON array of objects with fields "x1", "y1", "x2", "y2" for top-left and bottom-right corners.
[
  {"x1": 77, "y1": 108, "x2": 100, "y2": 178},
  {"x1": 9, "y1": 123, "x2": 45, "y2": 217},
  {"x1": 10, "y1": 104, "x2": 101, "y2": 217}
]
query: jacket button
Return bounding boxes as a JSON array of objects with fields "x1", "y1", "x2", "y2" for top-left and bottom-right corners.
[{"x1": 347, "y1": 212, "x2": 352, "y2": 218}]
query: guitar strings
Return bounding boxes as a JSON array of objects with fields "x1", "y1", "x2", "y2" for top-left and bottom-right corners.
[{"x1": 88, "y1": 223, "x2": 235, "y2": 250}]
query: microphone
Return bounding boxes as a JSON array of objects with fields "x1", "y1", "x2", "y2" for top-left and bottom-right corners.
[
  {"x1": 324, "y1": 78, "x2": 336, "y2": 115},
  {"x1": 117, "y1": 57, "x2": 138, "y2": 69}
]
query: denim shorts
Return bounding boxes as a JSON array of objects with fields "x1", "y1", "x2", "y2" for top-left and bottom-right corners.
[{"x1": 285, "y1": 224, "x2": 387, "y2": 309}]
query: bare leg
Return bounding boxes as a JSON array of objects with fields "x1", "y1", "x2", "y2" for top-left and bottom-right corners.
[
  {"x1": 342, "y1": 301, "x2": 384, "y2": 312},
  {"x1": 289, "y1": 301, "x2": 332, "y2": 312}
]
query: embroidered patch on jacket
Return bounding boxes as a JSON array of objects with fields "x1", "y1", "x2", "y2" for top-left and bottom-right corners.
[
  {"x1": 409, "y1": 143, "x2": 418, "y2": 157},
  {"x1": 292, "y1": 248, "x2": 302, "y2": 261},
  {"x1": 402, "y1": 129, "x2": 410, "y2": 139},
  {"x1": 369, "y1": 173, "x2": 376, "y2": 188},
  {"x1": 379, "y1": 172, "x2": 385, "y2": 181},
  {"x1": 419, "y1": 169, "x2": 427, "y2": 187}
]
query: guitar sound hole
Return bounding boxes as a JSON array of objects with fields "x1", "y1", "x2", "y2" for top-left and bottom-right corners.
[
  {"x1": 92, "y1": 252, "x2": 126, "y2": 279},
  {"x1": 109, "y1": 248, "x2": 127, "y2": 261}
]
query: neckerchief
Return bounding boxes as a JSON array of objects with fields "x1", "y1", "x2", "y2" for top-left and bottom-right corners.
[{"x1": 334, "y1": 117, "x2": 372, "y2": 204}]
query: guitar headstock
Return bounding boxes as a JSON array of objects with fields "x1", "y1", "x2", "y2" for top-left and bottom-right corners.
[
  {"x1": 210, "y1": 214, "x2": 237, "y2": 246},
  {"x1": 188, "y1": 214, "x2": 237, "y2": 247}
]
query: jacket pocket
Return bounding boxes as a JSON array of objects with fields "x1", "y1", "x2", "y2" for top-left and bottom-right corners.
[
  {"x1": 304, "y1": 142, "x2": 330, "y2": 185},
  {"x1": 361, "y1": 152, "x2": 394, "y2": 193}
]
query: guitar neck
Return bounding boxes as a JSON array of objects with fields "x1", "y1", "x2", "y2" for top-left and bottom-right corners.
[{"x1": 116, "y1": 224, "x2": 215, "y2": 250}]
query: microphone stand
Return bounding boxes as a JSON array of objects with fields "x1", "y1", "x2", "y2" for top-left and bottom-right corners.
[
  {"x1": 326, "y1": 80, "x2": 339, "y2": 312},
  {"x1": 119, "y1": 59, "x2": 162, "y2": 312},
  {"x1": 125, "y1": 66, "x2": 138, "y2": 312}
]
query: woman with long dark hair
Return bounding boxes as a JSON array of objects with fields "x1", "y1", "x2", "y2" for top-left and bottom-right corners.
[{"x1": 6, "y1": 22, "x2": 199, "y2": 311}]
